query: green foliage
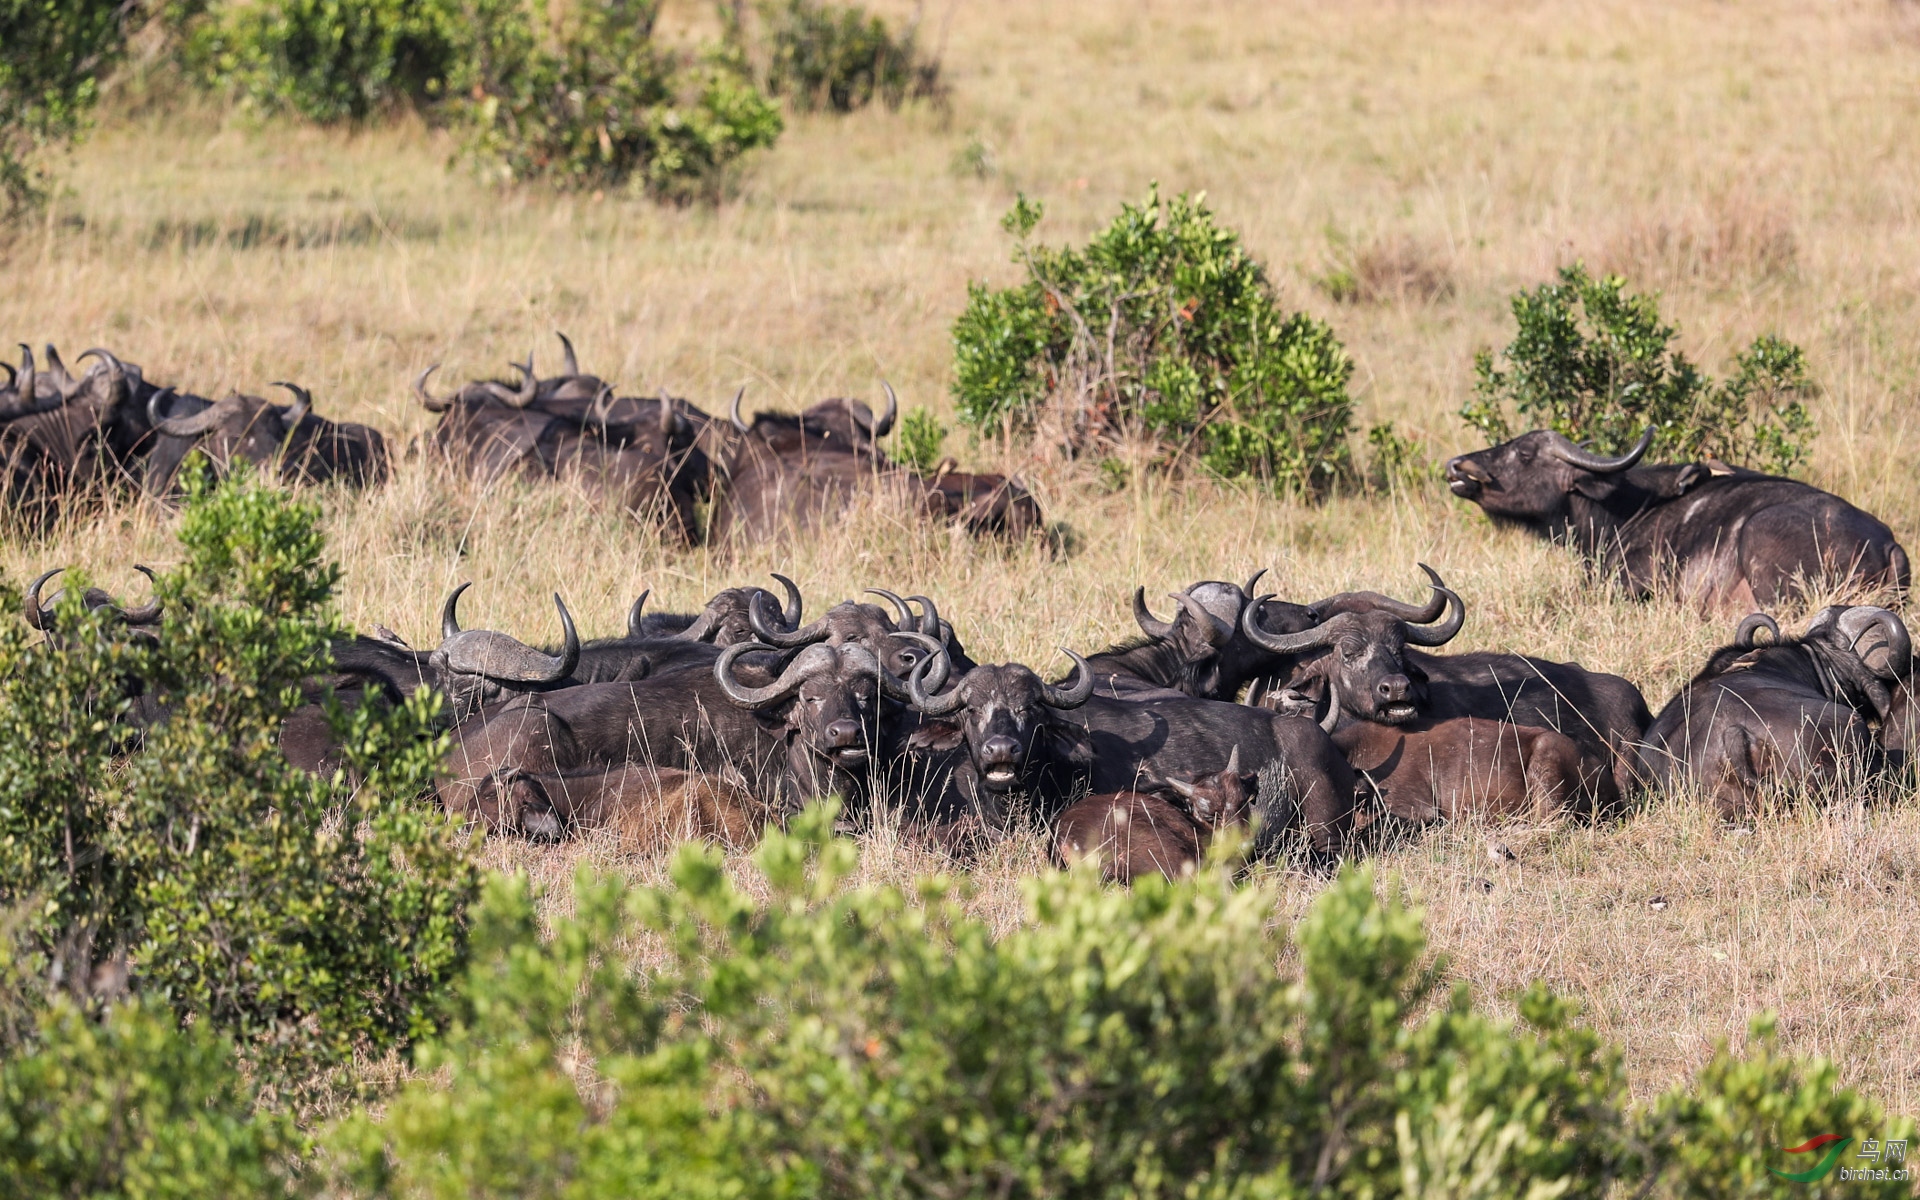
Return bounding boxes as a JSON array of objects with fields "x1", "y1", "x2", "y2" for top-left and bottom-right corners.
[
  {"x1": 183, "y1": 0, "x2": 462, "y2": 123},
  {"x1": 1640, "y1": 1015, "x2": 1913, "y2": 1199},
  {"x1": 1463, "y1": 264, "x2": 1817, "y2": 474},
  {"x1": 449, "y1": 0, "x2": 783, "y2": 198},
  {"x1": 952, "y1": 187, "x2": 1356, "y2": 494},
  {"x1": 890, "y1": 406, "x2": 948, "y2": 473},
  {"x1": 0, "y1": 0, "x2": 138, "y2": 218},
  {"x1": 0, "y1": 996, "x2": 293, "y2": 1199},
  {"x1": 358, "y1": 812, "x2": 1652, "y2": 1198},
  {"x1": 754, "y1": 0, "x2": 938, "y2": 113},
  {"x1": 1364, "y1": 421, "x2": 1432, "y2": 495},
  {"x1": 0, "y1": 469, "x2": 474, "y2": 1092}
]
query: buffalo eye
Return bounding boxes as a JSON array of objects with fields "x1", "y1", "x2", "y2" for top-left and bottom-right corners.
[{"x1": 1515, "y1": 446, "x2": 1536, "y2": 466}]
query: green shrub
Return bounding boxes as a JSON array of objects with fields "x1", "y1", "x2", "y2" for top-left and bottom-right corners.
[
  {"x1": 0, "y1": 996, "x2": 294, "y2": 1199},
  {"x1": 183, "y1": 0, "x2": 463, "y2": 123},
  {"x1": 356, "y1": 808, "x2": 1634, "y2": 1198},
  {"x1": 0, "y1": 0, "x2": 139, "y2": 219},
  {"x1": 754, "y1": 0, "x2": 938, "y2": 113},
  {"x1": 890, "y1": 405, "x2": 948, "y2": 473},
  {"x1": 0, "y1": 468, "x2": 474, "y2": 1093},
  {"x1": 952, "y1": 188, "x2": 1356, "y2": 494},
  {"x1": 1462, "y1": 263, "x2": 1817, "y2": 474},
  {"x1": 449, "y1": 0, "x2": 783, "y2": 198}
]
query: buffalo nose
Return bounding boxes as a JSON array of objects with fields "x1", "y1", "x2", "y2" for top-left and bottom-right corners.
[
  {"x1": 980, "y1": 735, "x2": 1023, "y2": 766},
  {"x1": 824, "y1": 718, "x2": 863, "y2": 748},
  {"x1": 1445, "y1": 456, "x2": 1490, "y2": 496},
  {"x1": 1377, "y1": 675, "x2": 1411, "y2": 703}
]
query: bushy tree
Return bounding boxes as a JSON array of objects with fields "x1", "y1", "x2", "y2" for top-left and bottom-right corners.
[
  {"x1": 1462, "y1": 263, "x2": 1817, "y2": 474},
  {"x1": 0, "y1": 0, "x2": 140, "y2": 218},
  {"x1": 0, "y1": 468, "x2": 475, "y2": 1093},
  {"x1": 952, "y1": 188, "x2": 1355, "y2": 494},
  {"x1": 752, "y1": 0, "x2": 938, "y2": 113}
]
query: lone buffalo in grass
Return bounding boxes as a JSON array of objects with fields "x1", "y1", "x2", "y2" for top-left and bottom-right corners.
[{"x1": 1444, "y1": 427, "x2": 1908, "y2": 609}]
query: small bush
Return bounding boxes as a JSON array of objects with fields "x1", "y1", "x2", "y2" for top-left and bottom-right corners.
[
  {"x1": 754, "y1": 0, "x2": 939, "y2": 113},
  {"x1": 0, "y1": 997, "x2": 294, "y2": 1199},
  {"x1": 890, "y1": 406, "x2": 948, "y2": 473},
  {"x1": 450, "y1": 0, "x2": 783, "y2": 198},
  {"x1": 952, "y1": 188, "x2": 1356, "y2": 494},
  {"x1": 1462, "y1": 263, "x2": 1817, "y2": 474},
  {"x1": 184, "y1": 0, "x2": 463, "y2": 123},
  {"x1": 0, "y1": 0, "x2": 138, "y2": 219},
  {"x1": 0, "y1": 468, "x2": 475, "y2": 1094}
]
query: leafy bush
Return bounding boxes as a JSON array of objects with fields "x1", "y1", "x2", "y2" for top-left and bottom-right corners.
[
  {"x1": 753, "y1": 0, "x2": 939, "y2": 113},
  {"x1": 0, "y1": 468, "x2": 474, "y2": 1093},
  {"x1": 1462, "y1": 263, "x2": 1817, "y2": 474},
  {"x1": 952, "y1": 188, "x2": 1356, "y2": 494},
  {"x1": 890, "y1": 405, "x2": 948, "y2": 473},
  {"x1": 183, "y1": 0, "x2": 463, "y2": 123},
  {"x1": 0, "y1": 0, "x2": 139, "y2": 218},
  {"x1": 0, "y1": 996, "x2": 293, "y2": 1199},
  {"x1": 449, "y1": 0, "x2": 783, "y2": 198}
]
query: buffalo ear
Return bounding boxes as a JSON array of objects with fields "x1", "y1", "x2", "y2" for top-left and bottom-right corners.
[
  {"x1": 1569, "y1": 470, "x2": 1626, "y2": 502},
  {"x1": 907, "y1": 720, "x2": 965, "y2": 754}
]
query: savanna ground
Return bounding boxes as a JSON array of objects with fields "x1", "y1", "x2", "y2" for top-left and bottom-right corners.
[{"x1": 7, "y1": 0, "x2": 1920, "y2": 1110}]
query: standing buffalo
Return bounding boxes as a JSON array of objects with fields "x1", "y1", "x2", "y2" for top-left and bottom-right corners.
[
  {"x1": 1638, "y1": 606, "x2": 1909, "y2": 816},
  {"x1": 1444, "y1": 428, "x2": 1908, "y2": 608}
]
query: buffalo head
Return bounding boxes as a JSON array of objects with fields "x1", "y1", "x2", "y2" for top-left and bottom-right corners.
[
  {"x1": 716, "y1": 636, "x2": 922, "y2": 773},
  {"x1": 429, "y1": 583, "x2": 581, "y2": 719},
  {"x1": 907, "y1": 648, "x2": 1093, "y2": 792},
  {"x1": 1444, "y1": 427, "x2": 1654, "y2": 526}
]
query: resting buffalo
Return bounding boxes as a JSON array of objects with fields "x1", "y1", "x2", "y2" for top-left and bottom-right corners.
[
  {"x1": 1051, "y1": 750, "x2": 1257, "y2": 883},
  {"x1": 146, "y1": 382, "x2": 388, "y2": 493},
  {"x1": 1444, "y1": 427, "x2": 1909, "y2": 608},
  {"x1": 1318, "y1": 682, "x2": 1616, "y2": 824},
  {"x1": 706, "y1": 387, "x2": 899, "y2": 547},
  {"x1": 1081, "y1": 570, "x2": 1322, "y2": 702},
  {"x1": 1247, "y1": 567, "x2": 1650, "y2": 795},
  {"x1": 439, "y1": 636, "x2": 922, "y2": 832},
  {"x1": 917, "y1": 457, "x2": 1045, "y2": 539},
  {"x1": 1637, "y1": 606, "x2": 1909, "y2": 816},
  {"x1": 904, "y1": 651, "x2": 1356, "y2": 858},
  {"x1": 492, "y1": 763, "x2": 769, "y2": 849}
]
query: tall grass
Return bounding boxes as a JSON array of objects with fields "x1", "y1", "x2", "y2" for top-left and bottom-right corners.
[{"x1": 4, "y1": 0, "x2": 1919, "y2": 1108}]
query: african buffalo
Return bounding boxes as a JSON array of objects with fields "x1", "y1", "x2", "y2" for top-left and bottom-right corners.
[
  {"x1": 1246, "y1": 567, "x2": 1651, "y2": 795},
  {"x1": 146, "y1": 382, "x2": 388, "y2": 492},
  {"x1": 494, "y1": 763, "x2": 770, "y2": 849},
  {"x1": 1051, "y1": 750, "x2": 1258, "y2": 884},
  {"x1": 1637, "y1": 606, "x2": 1909, "y2": 816},
  {"x1": 904, "y1": 651, "x2": 1356, "y2": 858},
  {"x1": 706, "y1": 387, "x2": 899, "y2": 547},
  {"x1": 1444, "y1": 427, "x2": 1909, "y2": 608}
]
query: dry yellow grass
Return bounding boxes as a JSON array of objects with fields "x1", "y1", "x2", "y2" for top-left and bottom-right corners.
[{"x1": 6, "y1": 0, "x2": 1920, "y2": 1108}]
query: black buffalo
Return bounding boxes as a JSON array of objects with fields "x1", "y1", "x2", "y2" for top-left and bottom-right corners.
[
  {"x1": 1444, "y1": 427, "x2": 1909, "y2": 608},
  {"x1": 1638, "y1": 606, "x2": 1909, "y2": 816}
]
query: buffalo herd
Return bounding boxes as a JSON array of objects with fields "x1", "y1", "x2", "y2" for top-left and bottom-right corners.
[{"x1": 13, "y1": 332, "x2": 1919, "y2": 882}]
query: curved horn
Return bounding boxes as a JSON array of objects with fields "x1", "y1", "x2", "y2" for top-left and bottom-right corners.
[
  {"x1": 151, "y1": 393, "x2": 228, "y2": 438},
  {"x1": 658, "y1": 394, "x2": 680, "y2": 435},
  {"x1": 1869, "y1": 610, "x2": 1912, "y2": 679},
  {"x1": 907, "y1": 593, "x2": 941, "y2": 637},
  {"x1": 414, "y1": 364, "x2": 452, "y2": 413},
  {"x1": 76, "y1": 348, "x2": 127, "y2": 402},
  {"x1": 271, "y1": 382, "x2": 312, "y2": 427},
  {"x1": 43, "y1": 345, "x2": 71, "y2": 392},
  {"x1": 906, "y1": 650, "x2": 967, "y2": 717},
  {"x1": 1321, "y1": 677, "x2": 1342, "y2": 733},
  {"x1": 864, "y1": 632, "x2": 944, "y2": 703},
  {"x1": 1241, "y1": 594, "x2": 1339, "y2": 655},
  {"x1": 1549, "y1": 426, "x2": 1654, "y2": 473},
  {"x1": 1243, "y1": 567, "x2": 1268, "y2": 599},
  {"x1": 142, "y1": 387, "x2": 176, "y2": 430},
  {"x1": 505, "y1": 356, "x2": 537, "y2": 407},
  {"x1": 865, "y1": 587, "x2": 914, "y2": 630},
  {"x1": 729, "y1": 387, "x2": 750, "y2": 434},
  {"x1": 586, "y1": 383, "x2": 615, "y2": 426},
  {"x1": 770, "y1": 572, "x2": 804, "y2": 629},
  {"x1": 1226, "y1": 744, "x2": 1240, "y2": 776},
  {"x1": 1172, "y1": 590, "x2": 1233, "y2": 648},
  {"x1": 555, "y1": 331, "x2": 579, "y2": 377},
  {"x1": 441, "y1": 592, "x2": 579, "y2": 683},
  {"x1": 1402, "y1": 583, "x2": 1466, "y2": 647},
  {"x1": 748, "y1": 590, "x2": 828, "y2": 647},
  {"x1": 16, "y1": 346, "x2": 34, "y2": 410},
  {"x1": 1040, "y1": 648, "x2": 1095, "y2": 709},
  {"x1": 1165, "y1": 774, "x2": 1198, "y2": 799},
  {"x1": 1311, "y1": 564, "x2": 1451, "y2": 623},
  {"x1": 117, "y1": 564, "x2": 162, "y2": 625},
  {"x1": 716, "y1": 641, "x2": 828, "y2": 710},
  {"x1": 677, "y1": 600, "x2": 722, "y2": 642},
  {"x1": 441, "y1": 581, "x2": 472, "y2": 641},
  {"x1": 872, "y1": 380, "x2": 899, "y2": 438},
  {"x1": 0, "y1": 359, "x2": 14, "y2": 390},
  {"x1": 626, "y1": 589, "x2": 651, "y2": 637},
  {"x1": 24, "y1": 567, "x2": 61, "y2": 631},
  {"x1": 886, "y1": 629, "x2": 951, "y2": 695},
  {"x1": 543, "y1": 594, "x2": 581, "y2": 681},
  {"x1": 1735, "y1": 613, "x2": 1781, "y2": 648},
  {"x1": 1133, "y1": 587, "x2": 1174, "y2": 640}
]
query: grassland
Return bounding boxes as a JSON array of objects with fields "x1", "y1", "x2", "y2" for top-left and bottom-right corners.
[{"x1": 5, "y1": 0, "x2": 1920, "y2": 1108}]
